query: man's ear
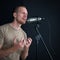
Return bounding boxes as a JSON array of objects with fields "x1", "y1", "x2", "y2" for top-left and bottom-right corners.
[{"x1": 13, "y1": 12, "x2": 17, "y2": 18}]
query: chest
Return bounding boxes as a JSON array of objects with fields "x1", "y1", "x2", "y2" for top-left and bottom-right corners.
[{"x1": 3, "y1": 28, "x2": 25, "y2": 49}]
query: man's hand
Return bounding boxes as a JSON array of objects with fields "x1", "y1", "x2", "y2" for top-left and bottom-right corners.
[
  {"x1": 25, "y1": 37, "x2": 32, "y2": 48},
  {"x1": 20, "y1": 37, "x2": 32, "y2": 60},
  {"x1": 13, "y1": 37, "x2": 25, "y2": 51}
]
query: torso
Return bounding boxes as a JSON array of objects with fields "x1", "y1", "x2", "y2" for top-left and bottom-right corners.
[{"x1": 0, "y1": 23, "x2": 27, "y2": 60}]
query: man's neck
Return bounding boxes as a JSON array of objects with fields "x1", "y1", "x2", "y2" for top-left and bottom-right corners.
[{"x1": 10, "y1": 20, "x2": 22, "y2": 30}]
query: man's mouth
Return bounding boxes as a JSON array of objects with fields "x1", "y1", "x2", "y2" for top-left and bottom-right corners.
[{"x1": 22, "y1": 18, "x2": 27, "y2": 21}]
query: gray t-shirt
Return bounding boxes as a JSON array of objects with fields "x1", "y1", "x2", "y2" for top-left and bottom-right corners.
[{"x1": 0, "y1": 24, "x2": 27, "y2": 60}]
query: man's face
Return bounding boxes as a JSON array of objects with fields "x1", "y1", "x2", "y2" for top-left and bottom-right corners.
[{"x1": 14, "y1": 7, "x2": 28, "y2": 24}]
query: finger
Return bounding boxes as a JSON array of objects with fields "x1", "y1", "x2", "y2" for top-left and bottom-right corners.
[
  {"x1": 26, "y1": 40, "x2": 31, "y2": 46},
  {"x1": 19, "y1": 39, "x2": 24, "y2": 45},
  {"x1": 27, "y1": 38, "x2": 32, "y2": 43},
  {"x1": 28, "y1": 38, "x2": 32, "y2": 41},
  {"x1": 26, "y1": 41, "x2": 29, "y2": 45}
]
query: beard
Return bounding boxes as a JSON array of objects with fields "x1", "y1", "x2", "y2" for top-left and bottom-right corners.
[{"x1": 16, "y1": 18, "x2": 26, "y2": 24}]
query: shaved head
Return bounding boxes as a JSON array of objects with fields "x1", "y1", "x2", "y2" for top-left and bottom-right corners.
[
  {"x1": 13, "y1": 5, "x2": 28, "y2": 24},
  {"x1": 13, "y1": 6, "x2": 27, "y2": 13}
]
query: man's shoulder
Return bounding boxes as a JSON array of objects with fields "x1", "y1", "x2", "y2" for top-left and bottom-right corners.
[
  {"x1": 21, "y1": 28, "x2": 26, "y2": 34},
  {"x1": 0, "y1": 23, "x2": 10, "y2": 31},
  {"x1": 0, "y1": 23, "x2": 9, "y2": 28},
  {"x1": 21, "y1": 28, "x2": 27, "y2": 38}
]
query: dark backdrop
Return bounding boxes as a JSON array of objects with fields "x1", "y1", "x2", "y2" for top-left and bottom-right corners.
[{"x1": 0, "y1": 0, "x2": 60, "y2": 60}]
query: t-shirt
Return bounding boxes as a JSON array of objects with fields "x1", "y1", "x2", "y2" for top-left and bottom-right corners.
[{"x1": 0, "y1": 23, "x2": 27, "y2": 60}]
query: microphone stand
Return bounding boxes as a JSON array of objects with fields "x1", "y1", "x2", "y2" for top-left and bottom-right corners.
[{"x1": 35, "y1": 23, "x2": 53, "y2": 60}]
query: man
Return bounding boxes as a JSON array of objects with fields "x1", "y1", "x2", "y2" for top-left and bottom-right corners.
[{"x1": 0, "y1": 5, "x2": 32, "y2": 60}]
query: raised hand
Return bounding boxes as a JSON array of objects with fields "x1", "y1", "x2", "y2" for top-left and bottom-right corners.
[
  {"x1": 25, "y1": 37, "x2": 32, "y2": 48},
  {"x1": 13, "y1": 37, "x2": 25, "y2": 51},
  {"x1": 20, "y1": 37, "x2": 32, "y2": 60}
]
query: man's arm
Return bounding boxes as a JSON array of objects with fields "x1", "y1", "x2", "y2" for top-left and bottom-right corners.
[
  {"x1": 0, "y1": 42, "x2": 20, "y2": 58},
  {"x1": 20, "y1": 38, "x2": 32, "y2": 60},
  {"x1": 20, "y1": 47, "x2": 29, "y2": 60}
]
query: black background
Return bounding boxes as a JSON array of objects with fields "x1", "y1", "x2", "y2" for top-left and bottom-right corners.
[{"x1": 0, "y1": 0, "x2": 60, "y2": 60}]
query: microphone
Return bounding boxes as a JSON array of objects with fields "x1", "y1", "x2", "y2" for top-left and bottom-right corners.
[{"x1": 27, "y1": 17, "x2": 45, "y2": 23}]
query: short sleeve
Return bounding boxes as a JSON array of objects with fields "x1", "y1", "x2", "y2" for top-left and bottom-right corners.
[
  {"x1": 24, "y1": 32, "x2": 27, "y2": 40},
  {"x1": 0, "y1": 27, "x2": 4, "y2": 48}
]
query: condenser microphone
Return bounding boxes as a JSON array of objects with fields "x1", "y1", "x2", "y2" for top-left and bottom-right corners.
[{"x1": 27, "y1": 17, "x2": 45, "y2": 23}]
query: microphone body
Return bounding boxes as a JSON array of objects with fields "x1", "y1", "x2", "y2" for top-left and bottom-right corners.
[{"x1": 27, "y1": 17, "x2": 45, "y2": 23}]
